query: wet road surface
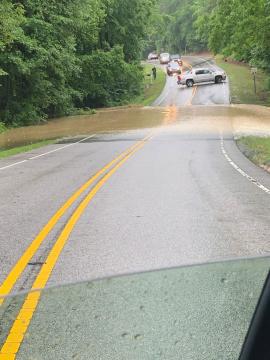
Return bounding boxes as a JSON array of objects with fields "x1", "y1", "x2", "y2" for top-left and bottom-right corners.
[
  {"x1": 153, "y1": 56, "x2": 230, "y2": 106},
  {"x1": 0, "y1": 56, "x2": 270, "y2": 359},
  {"x1": 1, "y1": 106, "x2": 270, "y2": 290},
  {"x1": 14, "y1": 258, "x2": 270, "y2": 360}
]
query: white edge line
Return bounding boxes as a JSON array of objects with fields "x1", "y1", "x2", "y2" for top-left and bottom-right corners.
[
  {"x1": 0, "y1": 160, "x2": 28, "y2": 171},
  {"x1": 220, "y1": 135, "x2": 270, "y2": 195},
  {"x1": 28, "y1": 143, "x2": 75, "y2": 160},
  {"x1": 28, "y1": 134, "x2": 96, "y2": 160},
  {"x1": 0, "y1": 134, "x2": 96, "y2": 171}
]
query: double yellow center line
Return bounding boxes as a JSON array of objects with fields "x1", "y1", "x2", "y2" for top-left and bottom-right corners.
[
  {"x1": 187, "y1": 85, "x2": 198, "y2": 106},
  {"x1": 0, "y1": 133, "x2": 152, "y2": 359},
  {"x1": 181, "y1": 60, "x2": 197, "y2": 106},
  {"x1": 182, "y1": 60, "x2": 192, "y2": 71}
]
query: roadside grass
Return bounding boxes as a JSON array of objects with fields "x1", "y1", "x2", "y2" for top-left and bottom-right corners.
[
  {"x1": 69, "y1": 108, "x2": 96, "y2": 116},
  {"x1": 215, "y1": 55, "x2": 270, "y2": 106},
  {"x1": 0, "y1": 139, "x2": 56, "y2": 159},
  {"x1": 0, "y1": 65, "x2": 165, "y2": 159},
  {"x1": 237, "y1": 137, "x2": 270, "y2": 170},
  {"x1": 134, "y1": 64, "x2": 166, "y2": 106},
  {"x1": 0, "y1": 122, "x2": 7, "y2": 134}
]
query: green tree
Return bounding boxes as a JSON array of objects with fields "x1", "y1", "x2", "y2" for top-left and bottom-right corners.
[
  {"x1": 0, "y1": 0, "x2": 104, "y2": 125},
  {"x1": 194, "y1": 0, "x2": 270, "y2": 71},
  {"x1": 0, "y1": 0, "x2": 155, "y2": 126},
  {"x1": 0, "y1": 1, "x2": 25, "y2": 75},
  {"x1": 77, "y1": 46, "x2": 143, "y2": 107},
  {"x1": 99, "y1": 0, "x2": 155, "y2": 62},
  {"x1": 149, "y1": 0, "x2": 270, "y2": 75},
  {"x1": 146, "y1": 0, "x2": 206, "y2": 55}
]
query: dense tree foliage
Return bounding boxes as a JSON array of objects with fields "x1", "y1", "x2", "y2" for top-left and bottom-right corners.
[
  {"x1": 0, "y1": 0, "x2": 154, "y2": 126},
  {"x1": 99, "y1": 0, "x2": 154, "y2": 62},
  {"x1": 145, "y1": 0, "x2": 206, "y2": 56},
  {"x1": 195, "y1": 0, "x2": 270, "y2": 72},
  {"x1": 149, "y1": 0, "x2": 270, "y2": 72},
  {"x1": 1, "y1": 0, "x2": 269, "y2": 126}
]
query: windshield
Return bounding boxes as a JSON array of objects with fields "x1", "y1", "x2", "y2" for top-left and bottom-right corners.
[
  {"x1": 1, "y1": 257, "x2": 269, "y2": 359},
  {"x1": 1, "y1": 0, "x2": 270, "y2": 359},
  {"x1": 170, "y1": 63, "x2": 179, "y2": 69}
]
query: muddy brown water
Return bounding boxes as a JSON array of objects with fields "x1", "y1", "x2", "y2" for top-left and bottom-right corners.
[{"x1": 0, "y1": 105, "x2": 270, "y2": 149}]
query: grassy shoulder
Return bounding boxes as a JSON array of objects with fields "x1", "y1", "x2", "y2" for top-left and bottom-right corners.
[
  {"x1": 69, "y1": 108, "x2": 96, "y2": 116},
  {"x1": 0, "y1": 65, "x2": 165, "y2": 159},
  {"x1": 237, "y1": 137, "x2": 270, "y2": 171},
  {"x1": 215, "y1": 55, "x2": 270, "y2": 106},
  {"x1": 133, "y1": 64, "x2": 166, "y2": 106},
  {"x1": 0, "y1": 139, "x2": 56, "y2": 159},
  {"x1": 0, "y1": 122, "x2": 7, "y2": 134}
]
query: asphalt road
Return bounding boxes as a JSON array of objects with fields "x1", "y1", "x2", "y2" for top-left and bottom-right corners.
[
  {"x1": 1, "y1": 112, "x2": 270, "y2": 290},
  {"x1": 153, "y1": 56, "x2": 230, "y2": 106},
  {"x1": 0, "y1": 56, "x2": 270, "y2": 359}
]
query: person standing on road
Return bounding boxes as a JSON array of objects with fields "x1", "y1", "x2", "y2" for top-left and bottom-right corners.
[{"x1": 152, "y1": 66, "x2": 157, "y2": 80}]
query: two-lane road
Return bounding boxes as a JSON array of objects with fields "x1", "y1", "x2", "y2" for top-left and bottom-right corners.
[
  {"x1": 153, "y1": 56, "x2": 230, "y2": 106},
  {"x1": 0, "y1": 56, "x2": 270, "y2": 359},
  {"x1": 0, "y1": 107, "x2": 269, "y2": 292}
]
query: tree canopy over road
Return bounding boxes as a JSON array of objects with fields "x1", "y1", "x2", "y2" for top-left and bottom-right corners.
[
  {"x1": 148, "y1": 0, "x2": 270, "y2": 73},
  {"x1": 0, "y1": 0, "x2": 269, "y2": 127}
]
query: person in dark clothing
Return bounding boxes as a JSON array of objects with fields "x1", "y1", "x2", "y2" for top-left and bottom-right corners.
[{"x1": 152, "y1": 66, "x2": 157, "y2": 80}]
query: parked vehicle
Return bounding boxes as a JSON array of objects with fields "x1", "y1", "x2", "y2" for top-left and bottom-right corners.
[
  {"x1": 167, "y1": 61, "x2": 181, "y2": 76},
  {"x1": 170, "y1": 54, "x2": 183, "y2": 66},
  {"x1": 148, "y1": 52, "x2": 159, "y2": 60},
  {"x1": 159, "y1": 52, "x2": 170, "y2": 64},
  {"x1": 177, "y1": 67, "x2": 226, "y2": 87},
  {"x1": 170, "y1": 54, "x2": 181, "y2": 61}
]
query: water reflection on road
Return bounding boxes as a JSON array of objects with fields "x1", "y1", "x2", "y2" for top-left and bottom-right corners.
[{"x1": 1, "y1": 104, "x2": 270, "y2": 149}]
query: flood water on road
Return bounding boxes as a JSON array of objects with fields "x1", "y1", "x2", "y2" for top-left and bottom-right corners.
[
  {"x1": 0, "y1": 108, "x2": 165, "y2": 149},
  {"x1": 1, "y1": 105, "x2": 270, "y2": 149}
]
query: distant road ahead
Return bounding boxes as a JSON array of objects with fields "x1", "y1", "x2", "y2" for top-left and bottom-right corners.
[
  {"x1": 1, "y1": 54, "x2": 270, "y2": 359},
  {"x1": 152, "y1": 55, "x2": 230, "y2": 106}
]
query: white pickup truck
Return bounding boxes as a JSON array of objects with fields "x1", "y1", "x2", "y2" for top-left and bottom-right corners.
[{"x1": 178, "y1": 67, "x2": 226, "y2": 87}]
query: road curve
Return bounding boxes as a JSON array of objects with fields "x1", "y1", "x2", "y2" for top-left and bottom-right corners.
[
  {"x1": 153, "y1": 55, "x2": 230, "y2": 106},
  {"x1": 0, "y1": 109, "x2": 269, "y2": 294},
  {"x1": 0, "y1": 57, "x2": 270, "y2": 359}
]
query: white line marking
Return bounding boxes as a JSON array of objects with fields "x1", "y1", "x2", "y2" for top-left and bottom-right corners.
[
  {"x1": 29, "y1": 134, "x2": 96, "y2": 160},
  {"x1": 0, "y1": 134, "x2": 96, "y2": 171},
  {"x1": 220, "y1": 136, "x2": 270, "y2": 195},
  {"x1": 0, "y1": 160, "x2": 28, "y2": 171}
]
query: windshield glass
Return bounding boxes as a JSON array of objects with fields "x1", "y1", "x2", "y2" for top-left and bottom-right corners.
[
  {"x1": 1, "y1": 257, "x2": 269, "y2": 359},
  {"x1": 170, "y1": 63, "x2": 179, "y2": 69},
  {"x1": 1, "y1": 0, "x2": 270, "y2": 359}
]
